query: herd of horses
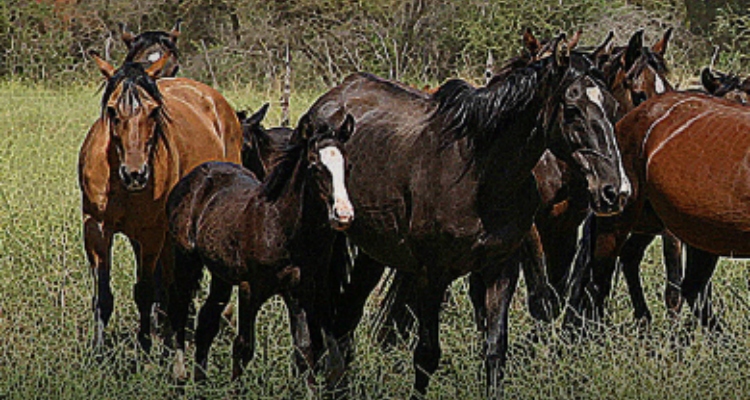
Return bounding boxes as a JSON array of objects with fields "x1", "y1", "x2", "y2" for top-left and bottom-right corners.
[{"x1": 76, "y1": 21, "x2": 750, "y2": 398}]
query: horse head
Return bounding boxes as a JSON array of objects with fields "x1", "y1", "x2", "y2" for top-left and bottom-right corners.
[
  {"x1": 121, "y1": 19, "x2": 181, "y2": 78},
  {"x1": 606, "y1": 29, "x2": 673, "y2": 111},
  {"x1": 542, "y1": 32, "x2": 631, "y2": 216},
  {"x1": 702, "y1": 67, "x2": 750, "y2": 105},
  {"x1": 91, "y1": 51, "x2": 171, "y2": 192},
  {"x1": 296, "y1": 114, "x2": 356, "y2": 231}
]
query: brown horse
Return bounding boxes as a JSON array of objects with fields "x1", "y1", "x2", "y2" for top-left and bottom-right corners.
[
  {"x1": 567, "y1": 89, "x2": 750, "y2": 330},
  {"x1": 79, "y1": 52, "x2": 242, "y2": 353},
  {"x1": 121, "y1": 20, "x2": 181, "y2": 77},
  {"x1": 167, "y1": 115, "x2": 354, "y2": 383},
  {"x1": 314, "y1": 33, "x2": 629, "y2": 397}
]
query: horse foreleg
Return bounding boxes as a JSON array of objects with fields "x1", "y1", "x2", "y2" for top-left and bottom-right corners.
[
  {"x1": 232, "y1": 281, "x2": 261, "y2": 381},
  {"x1": 132, "y1": 235, "x2": 165, "y2": 354},
  {"x1": 83, "y1": 215, "x2": 114, "y2": 352},
  {"x1": 619, "y1": 232, "x2": 656, "y2": 324},
  {"x1": 284, "y1": 291, "x2": 315, "y2": 387},
  {"x1": 468, "y1": 272, "x2": 487, "y2": 332},
  {"x1": 484, "y1": 257, "x2": 520, "y2": 396},
  {"x1": 520, "y1": 226, "x2": 558, "y2": 322},
  {"x1": 682, "y1": 245, "x2": 720, "y2": 332},
  {"x1": 194, "y1": 276, "x2": 233, "y2": 382},
  {"x1": 168, "y1": 247, "x2": 202, "y2": 382},
  {"x1": 411, "y1": 278, "x2": 447, "y2": 399},
  {"x1": 332, "y1": 252, "x2": 385, "y2": 364},
  {"x1": 661, "y1": 230, "x2": 684, "y2": 319}
]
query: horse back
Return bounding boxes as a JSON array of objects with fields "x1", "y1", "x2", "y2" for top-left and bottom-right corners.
[{"x1": 159, "y1": 78, "x2": 243, "y2": 169}]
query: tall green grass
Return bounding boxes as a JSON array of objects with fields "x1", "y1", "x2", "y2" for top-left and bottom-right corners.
[{"x1": 2, "y1": 83, "x2": 750, "y2": 399}]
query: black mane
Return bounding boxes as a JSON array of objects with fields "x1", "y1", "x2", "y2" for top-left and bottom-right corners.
[
  {"x1": 431, "y1": 56, "x2": 550, "y2": 153},
  {"x1": 260, "y1": 139, "x2": 305, "y2": 202}
]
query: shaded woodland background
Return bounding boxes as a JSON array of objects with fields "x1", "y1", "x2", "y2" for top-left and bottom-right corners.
[{"x1": 2, "y1": 1, "x2": 750, "y2": 89}]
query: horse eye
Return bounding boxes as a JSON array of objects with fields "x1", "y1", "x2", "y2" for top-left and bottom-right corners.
[{"x1": 107, "y1": 107, "x2": 119, "y2": 125}]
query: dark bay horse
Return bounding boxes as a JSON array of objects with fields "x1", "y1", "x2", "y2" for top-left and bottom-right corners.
[
  {"x1": 79, "y1": 52, "x2": 242, "y2": 353},
  {"x1": 167, "y1": 115, "x2": 355, "y2": 383},
  {"x1": 567, "y1": 89, "x2": 750, "y2": 331},
  {"x1": 311, "y1": 33, "x2": 629, "y2": 396},
  {"x1": 238, "y1": 103, "x2": 293, "y2": 180},
  {"x1": 121, "y1": 20, "x2": 181, "y2": 77},
  {"x1": 702, "y1": 67, "x2": 750, "y2": 104},
  {"x1": 378, "y1": 29, "x2": 678, "y2": 343}
]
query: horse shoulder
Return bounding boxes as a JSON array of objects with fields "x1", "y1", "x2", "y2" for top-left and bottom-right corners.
[{"x1": 78, "y1": 119, "x2": 112, "y2": 215}]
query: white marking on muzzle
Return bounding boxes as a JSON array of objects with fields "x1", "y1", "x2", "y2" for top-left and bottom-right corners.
[{"x1": 319, "y1": 146, "x2": 354, "y2": 225}]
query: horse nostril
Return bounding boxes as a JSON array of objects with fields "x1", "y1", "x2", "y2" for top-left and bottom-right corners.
[{"x1": 602, "y1": 185, "x2": 618, "y2": 206}]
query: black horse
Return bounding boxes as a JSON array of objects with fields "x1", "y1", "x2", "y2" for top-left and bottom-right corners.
[
  {"x1": 238, "y1": 103, "x2": 294, "y2": 180},
  {"x1": 121, "y1": 20, "x2": 181, "y2": 77},
  {"x1": 308, "y1": 33, "x2": 629, "y2": 397},
  {"x1": 167, "y1": 115, "x2": 355, "y2": 383}
]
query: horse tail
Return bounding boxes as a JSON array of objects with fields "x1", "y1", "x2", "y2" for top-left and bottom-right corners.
[{"x1": 372, "y1": 268, "x2": 417, "y2": 346}]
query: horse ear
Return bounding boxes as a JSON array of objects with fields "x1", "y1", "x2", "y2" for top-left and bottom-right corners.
[
  {"x1": 337, "y1": 114, "x2": 355, "y2": 143},
  {"x1": 120, "y1": 23, "x2": 135, "y2": 49},
  {"x1": 568, "y1": 29, "x2": 583, "y2": 50},
  {"x1": 89, "y1": 50, "x2": 115, "y2": 79},
  {"x1": 591, "y1": 31, "x2": 614, "y2": 64},
  {"x1": 652, "y1": 27, "x2": 672, "y2": 56},
  {"x1": 552, "y1": 33, "x2": 569, "y2": 67},
  {"x1": 246, "y1": 103, "x2": 270, "y2": 127},
  {"x1": 623, "y1": 29, "x2": 644, "y2": 70},
  {"x1": 170, "y1": 18, "x2": 182, "y2": 43},
  {"x1": 523, "y1": 28, "x2": 541, "y2": 56},
  {"x1": 701, "y1": 67, "x2": 721, "y2": 94},
  {"x1": 296, "y1": 114, "x2": 312, "y2": 141},
  {"x1": 145, "y1": 50, "x2": 171, "y2": 78}
]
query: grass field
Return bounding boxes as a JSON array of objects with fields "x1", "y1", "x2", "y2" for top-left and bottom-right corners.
[{"x1": 2, "y1": 82, "x2": 750, "y2": 399}]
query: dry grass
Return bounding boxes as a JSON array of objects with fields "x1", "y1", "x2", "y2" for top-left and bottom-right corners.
[{"x1": 2, "y1": 82, "x2": 750, "y2": 399}]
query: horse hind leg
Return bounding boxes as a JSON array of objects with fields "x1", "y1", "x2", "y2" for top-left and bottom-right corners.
[
  {"x1": 232, "y1": 281, "x2": 263, "y2": 382},
  {"x1": 194, "y1": 275, "x2": 233, "y2": 382},
  {"x1": 83, "y1": 215, "x2": 114, "y2": 353}
]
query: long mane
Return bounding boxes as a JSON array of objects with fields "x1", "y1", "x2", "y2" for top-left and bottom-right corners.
[
  {"x1": 431, "y1": 56, "x2": 549, "y2": 155},
  {"x1": 260, "y1": 139, "x2": 305, "y2": 202}
]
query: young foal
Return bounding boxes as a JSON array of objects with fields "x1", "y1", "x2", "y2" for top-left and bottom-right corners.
[
  {"x1": 167, "y1": 115, "x2": 355, "y2": 383},
  {"x1": 239, "y1": 103, "x2": 293, "y2": 180},
  {"x1": 79, "y1": 53, "x2": 242, "y2": 353}
]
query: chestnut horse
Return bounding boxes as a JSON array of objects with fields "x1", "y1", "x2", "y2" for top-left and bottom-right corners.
[
  {"x1": 167, "y1": 115, "x2": 354, "y2": 383},
  {"x1": 314, "y1": 33, "x2": 629, "y2": 397},
  {"x1": 79, "y1": 53, "x2": 242, "y2": 353},
  {"x1": 121, "y1": 20, "x2": 181, "y2": 77},
  {"x1": 567, "y1": 89, "x2": 750, "y2": 330}
]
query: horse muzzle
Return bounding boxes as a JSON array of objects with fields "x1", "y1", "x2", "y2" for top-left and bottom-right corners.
[
  {"x1": 119, "y1": 164, "x2": 150, "y2": 191},
  {"x1": 329, "y1": 198, "x2": 354, "y2": 231},
  {"x1": 590, "y1": 182, "x2": 630, "y2": 217}
]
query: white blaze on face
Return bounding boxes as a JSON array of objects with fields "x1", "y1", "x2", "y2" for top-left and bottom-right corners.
[
  {"x1": 319, "y1": 146, "x2": 354, "y2": 224},
  {"x1": 586, "y1": 86, "x2": 604, "y2": 109},
  {"x1": 147, "y1": 52, "x2": 162, "y2": 63},
  {"x1": 654, "y1": 74, "x2": 666, "y2": 94}
]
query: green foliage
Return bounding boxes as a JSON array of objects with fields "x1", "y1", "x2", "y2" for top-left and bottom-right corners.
[{"x1": 0, "y1": 0, "x2": 724, "y2": 90}]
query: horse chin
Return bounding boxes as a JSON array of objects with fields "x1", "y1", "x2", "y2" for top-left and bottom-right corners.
[
  {"x1": 123, "y1": 181, "x2": 148, "y2": 192},
  {"x1": 330, "y1": 218, "x2": 352, "y2": 232}
]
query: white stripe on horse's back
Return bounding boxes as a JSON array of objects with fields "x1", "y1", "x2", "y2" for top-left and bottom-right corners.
[{"x1": 646, "y1": 109, "x2": 713, "y2": 173}]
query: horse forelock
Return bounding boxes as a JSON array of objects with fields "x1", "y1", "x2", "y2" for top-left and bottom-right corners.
[
  {"x1": 125, "y1": 31, "x2": 180, "y2": 62},
  {"x1": 102, "y1": 63, "x2": 163, "y2": 111}
]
